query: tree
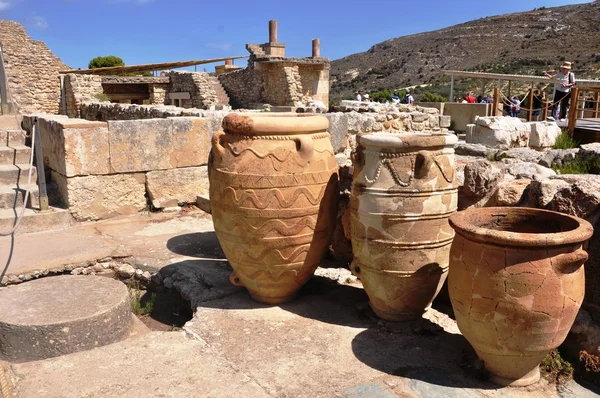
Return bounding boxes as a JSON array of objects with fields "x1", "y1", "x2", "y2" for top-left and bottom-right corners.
[
  {"x1": 88, "y1": 55, "x2": 152, "y2": 76},
  {"x1": 88, "y1": 55, "x2": 125, "y2": 69}
]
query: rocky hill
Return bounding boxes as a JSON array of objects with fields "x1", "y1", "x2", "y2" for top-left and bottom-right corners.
[{"x1": 330, "y1": 1, "x2": 600, "y2": 101}]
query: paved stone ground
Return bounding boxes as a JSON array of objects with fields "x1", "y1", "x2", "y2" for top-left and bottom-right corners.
[{"x1": 1, "y1": 209, "x2": 599, "y2": 397}]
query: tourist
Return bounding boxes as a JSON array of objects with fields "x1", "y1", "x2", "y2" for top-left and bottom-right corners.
[
  {"x1": 460, "y1": 97, "x2": 468, "y2": 104},
  {"x1": 510, "y1": 96, "x2": 521, "y2": 117},
  {"x1": 531, "y1": 89, "x2": 545, "y2": 121},
  {"x1": 465, "y1": 91, "x2": 476, "y2": 103},
  {"x1": 544, "y1": 61, "x2": 575, "y2": 121},
  {"x1": 363, "y1": 93, "x2": 370, "y2": 102},
  {"x1": 401, "y1": 90, "x2": 415, "y2": 105},
  {"x1": 356, "y1": 91, "x2": 362, "y2": 102},
  {"x1": 391, "y1": 92, "x2": 400, "y2": 105}
]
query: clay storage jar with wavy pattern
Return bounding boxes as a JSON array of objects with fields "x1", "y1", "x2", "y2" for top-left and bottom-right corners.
[
  {"x1": 209, "y1": 113, "x2": 339, "y2": 304},
  {"x1": 350, "y1": 132, "x2": 458, "y2": 320},
  {"x1": 448, "y1": 207, "x2": 593, "y2": 386}
]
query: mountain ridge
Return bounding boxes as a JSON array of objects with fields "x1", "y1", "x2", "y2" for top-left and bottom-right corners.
[{"x1": 330, "y1": 1, "x2": 600, "y2": 101}]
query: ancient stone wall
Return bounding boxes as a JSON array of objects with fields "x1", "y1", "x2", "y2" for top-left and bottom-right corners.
[
  {"x1": 218, "y1": 68, "x2": 264, "y2": 108},
  {"x1": 0, "y1": 21, "x2": 68, "y2": 114},
  {"x1": 22, "y1": 114, "x2": 212, "y2": 221},
  {"x1": 219, "y1": 57, "x2": 329, "y2": 109},
  {"x1": 64, "y1": 74, "x2": 103, "y2": 118},
  {"x1": 149, "y1": 84, "x2": 167, "y2": 105},
  {"x1": 166, "y1": 71, "x2": 218, "y2": 109}
]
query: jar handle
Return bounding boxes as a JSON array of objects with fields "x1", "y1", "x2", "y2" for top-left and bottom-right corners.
[
  {"x1": 212, "y1": 131, "x2": 226, "y2": 158},
  {"x1": 553, "y1": 249, "x2": 588, "y2": 274},
  {"x1": 229, "y1": 271, "x2": 244, "y2": 287},
  {"x1": 293, "y1": 135, "x2": 314, "y2": 162},
  {"x1": 415, "y1": 150, "x2": 433, "y2": 179}
]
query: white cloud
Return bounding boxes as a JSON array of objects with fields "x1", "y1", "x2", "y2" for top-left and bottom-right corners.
[
  {"x1": 31, "y1": 15, "x2": 48, "y2": 29},
  {"x1": 0, "y1": 1, "x2": 11, "y2": 11}
]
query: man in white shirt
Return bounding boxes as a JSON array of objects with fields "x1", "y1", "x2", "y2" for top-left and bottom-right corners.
[{"x1": 544, "y1": 61, "x2": 575, "y2": 121}]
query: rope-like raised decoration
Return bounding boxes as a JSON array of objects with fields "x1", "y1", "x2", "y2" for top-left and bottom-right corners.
[
  {"x1": 363, "y1": 150, "x2": 448, "y2": 158},
  {"x1": 363, "y1": 158, "x2": 414, "y2": 186},
  {"x1": 227, "y1": 132, "x2": 330, "y2": 141}
]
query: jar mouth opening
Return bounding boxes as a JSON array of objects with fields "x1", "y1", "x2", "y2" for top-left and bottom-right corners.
[
  {"x1": 222, "y1": 113, "x2": 329, "y2": 135},
  {"x1": 449, "y1": 207, "x2": 593, "y2": 247},
  {"x1": 358, "y1": 132, "x2": 458, "y2": 150}
]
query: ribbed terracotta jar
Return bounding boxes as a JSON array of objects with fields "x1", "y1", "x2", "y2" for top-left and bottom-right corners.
[
  {"x1": 209, "y1": 113, "x2": 338, "y2": 304},
  {"x1": 350, "y1": 132, "x2": 458, "y2": 320},
  {"x1": 448, "y1": 207, "x2": 593, "y2": 386}
]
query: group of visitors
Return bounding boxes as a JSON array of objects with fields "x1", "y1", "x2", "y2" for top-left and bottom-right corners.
[
  {"x1": 455, "y1": 92, "x2": 494, "y2": 104},
  {"x1": 354, "y1": 90, "x2": 414, "y2": 105}
]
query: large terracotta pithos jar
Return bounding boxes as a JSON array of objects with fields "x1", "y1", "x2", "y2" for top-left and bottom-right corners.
[
  {"x1": 209, "y1": 113, "x2": 338, "y2": 304},
  {"x1": 448, "y1": 207, "x2": 593, "y2": 386},
  {"x1": 350, "y1": 132, "x2": 458, "y2": 320}
]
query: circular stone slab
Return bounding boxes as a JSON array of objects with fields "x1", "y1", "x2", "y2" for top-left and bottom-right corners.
[{"x1": 0, "y1": 275, "x2": 133, "y2": 362}]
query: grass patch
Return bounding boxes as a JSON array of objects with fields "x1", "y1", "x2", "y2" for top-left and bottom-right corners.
[
  {"x1": 127, "y1": 279, "x2": 156, "y2": 316},
  {"x1": 541, "y1": 349, "x2": 574, "y2": 385},
  {"x1": 553, "y1": 158, "x2": 592, "y2": 174},
  {"x1": 553, "y1": 130, "x2": 580, "y2": 149},
  {"x1": 92, "y1": 92, "x2": 111, "y2": 102}
]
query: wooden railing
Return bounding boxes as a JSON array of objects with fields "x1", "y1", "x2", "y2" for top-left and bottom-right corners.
[{"x1": 568, "y1": 87, "x2": 600, "y2": 136}]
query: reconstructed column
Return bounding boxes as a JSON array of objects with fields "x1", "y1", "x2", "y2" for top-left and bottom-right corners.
[
  {"x1": 269, "y1": 20, "x2": 277, "y2": 42},
  {"x1": 312, "y1": 38, "x2": 320, "y2": 58}
]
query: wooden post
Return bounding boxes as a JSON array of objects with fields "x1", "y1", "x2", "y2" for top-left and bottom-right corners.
[
  {"x1": 493, "y1": 87, "x2": 500, "y2": 116},
  {"x1": 595, "y1": 91, "x2": 599, "y2": 118},
  {"x1": 568, "y1": 87, "x2": 579, "y2": 137},
  {"x1": 528, "y1": 88, "x2": 534, "y2": 122},
  {"x1": 449, "y1": 75, "x2": 454, "y2": 103}
]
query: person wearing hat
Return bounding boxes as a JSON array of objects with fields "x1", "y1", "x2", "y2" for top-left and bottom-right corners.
[{"x1": 544, "y1": 61, "x2": 575, "y2": 121}]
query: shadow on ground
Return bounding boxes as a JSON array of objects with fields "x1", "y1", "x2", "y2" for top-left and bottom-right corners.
[{"x1": 166, "y1": 231, "x2": 225, "y2": 259}]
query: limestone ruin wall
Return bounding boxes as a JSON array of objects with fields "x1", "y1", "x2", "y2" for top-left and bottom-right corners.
[{"x1": 0, "y1": 21, "x2": 68, "y2": 114}]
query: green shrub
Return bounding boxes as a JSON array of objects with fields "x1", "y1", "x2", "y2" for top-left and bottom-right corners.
[
  {"x1": 540, "y1": 349, "x2": 573, "y2": 385},
  {"x1": 553, "y1": 130, "x2": 579, "y2": 149},
  {"x1": 553, "y1": 158, "x2": 591, "y2": 174},
  {"x1": 127, "y1": 279, "x2": 156, "y2": 316},
  {"x1": 421, "y1": 91, "x2": 448, "y2": 102},
  {"x1": 93, "y1": 92, "x2": 111, "y2": 102}
]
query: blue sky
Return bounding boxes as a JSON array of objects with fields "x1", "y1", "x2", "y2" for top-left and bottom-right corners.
[{"x1": 0, "y1": 0, "x2": 592, "y2": 71}]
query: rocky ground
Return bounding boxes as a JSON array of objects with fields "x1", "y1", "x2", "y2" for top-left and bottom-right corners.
[{"x1": 0, "y1": 206, "x2": 597, "y2": 397}]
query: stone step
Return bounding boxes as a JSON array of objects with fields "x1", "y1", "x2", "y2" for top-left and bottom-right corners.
[
  {"x1": 0, "y1": 206, "x2": 72, "y2": 235},
  {"x1": 0, "y1": 129, "x2": 28, "y2": 146},
  {"x1": 0, "y1": 145, "x2": 32, "y2": 165},
  {"x1": 0, "y1": 163, "x2": 37, "y2": 185},
  {"x1": 0, "y1": 185, "x2": 39, "y2": 209}
]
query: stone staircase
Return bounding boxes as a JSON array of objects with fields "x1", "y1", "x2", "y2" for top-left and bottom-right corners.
[
  {"x1": 208, "y1": 76, "x2": 231, "y2": 107},
  {"x1": 0, "y1": 116, "x2": 71, "y2": 234}
]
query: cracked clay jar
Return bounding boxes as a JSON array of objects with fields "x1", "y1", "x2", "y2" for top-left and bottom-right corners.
[
  {"x1": 209, "y1": 113, "x2": 338, "y2": 304},
  {"x1": 350, "y1": 132, "x2": 458, "y2": 320},
  {"x1": 448, "y1": 207, "x2": 593, "y2": 386}
]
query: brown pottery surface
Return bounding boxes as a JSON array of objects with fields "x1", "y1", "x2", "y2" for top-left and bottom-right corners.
[
  {"x1": 448, "y1": 207, "x2": 594, "y2": 386},
  {"x1": 209, "y1": 113, "x2": 338, "y2": 304},
  {"x1": 350, "y1": 132, "x2": 458, "y2": 320}
]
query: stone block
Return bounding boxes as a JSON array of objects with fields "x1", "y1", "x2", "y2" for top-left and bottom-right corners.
[
  {"x1": 146, "y1": 166, "x2": 209, "y2": 209},
  {"x1": 528, "y1": 121, "x2": 561, "y2": 149},
  {"x1": 439, "y1": 115, "x2": 452, "y2": 128},
  {"x1": 467, "y1": 116, "x2": 530, "y2": 149},
  {"x1": 108, "y1": 119, "x2": 173, "y2": 172},
  {"x1": 411, "y1": 112, "x2": 427, "y2": 123},
  {"x1": 36, "y1": 117, "x2": 109, "y2": 177},
  {"x1": 324, "y1": 113, "x2": 348, "y2": 153},
  {"x1": 169, "y1": 117, "x2": 211, "y2": 167},
  {"x1": 52, "y1": 171, "x2": 146, "y2": 221}
]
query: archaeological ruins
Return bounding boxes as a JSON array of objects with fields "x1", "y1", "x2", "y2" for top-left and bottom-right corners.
[{"x1": 0, "y1": 15, "x2": 600, "y2": 397}]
